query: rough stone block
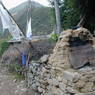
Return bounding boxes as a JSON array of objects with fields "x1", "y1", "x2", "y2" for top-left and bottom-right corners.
[{"x1": 63, "y1": 71, "x2": 80, "y2": 82}]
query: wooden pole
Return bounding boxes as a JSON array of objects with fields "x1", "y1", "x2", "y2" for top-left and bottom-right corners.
[{"x1": 54, "y1": 0, "x2": 61, "y2": 34}]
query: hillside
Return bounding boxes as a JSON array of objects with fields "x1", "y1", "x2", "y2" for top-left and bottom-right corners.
[{"x1": 9, "y1": 1, "x2": 53, "y2": 36}]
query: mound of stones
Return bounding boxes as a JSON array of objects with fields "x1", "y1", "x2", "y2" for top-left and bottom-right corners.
[
  {"x1": 28, "y1": 62, "x2": 95, "y2": 95},
  {"x1": 27, "y1": 27, "x2": 95, "y2": 95},
  {"x1": 49, "y1": 27, "x2": 95, "y2": 69}
]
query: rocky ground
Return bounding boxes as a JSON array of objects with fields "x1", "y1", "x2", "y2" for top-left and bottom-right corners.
[
  {"x1": 0, "y1": 63, "x2": 40, "y2": 95},
  {"x1": 27, "y1": 59, "x2": 95, "y2": 95}
]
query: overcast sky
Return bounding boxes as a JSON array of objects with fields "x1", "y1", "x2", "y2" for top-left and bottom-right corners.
[{"x1": 2, "y1": 0, "x2": 49, "y2": 9}]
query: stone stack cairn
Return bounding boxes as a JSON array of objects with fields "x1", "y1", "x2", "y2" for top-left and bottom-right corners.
[
  {"x1": 28, "y1": 27, "x2": 95, "y2": 95},
  {"x1": 49, "y1": 27, "x2": 95, "y2": 69}
]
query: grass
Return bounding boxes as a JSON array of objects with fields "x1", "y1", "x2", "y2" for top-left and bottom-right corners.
[
  {"x1": 7, "y1": 63, "x2": 22, "y2": 73},
  {"x1": 49, "y1": 33, "x2": 59, "y2": 42},
  {"x1": 0, "y1": 37, "x2": 11, "y2": 56},
  {"x1": 6, "y1": 63, "x2": 25, "y2": 80},
  {"x1": 13, "y1": 72, "x2": 25, "y2": 80},
  {"x1": 1, "y1": 63, "x2": 25, "y2": 80},
  {"x1": 0, "y1": 41, "x2": 9, "y2": 56},
  {"x1": 0, "y1": 37, "x2": 25, "y2": 80}
]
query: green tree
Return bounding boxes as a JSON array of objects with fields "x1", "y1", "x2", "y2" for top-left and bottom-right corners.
[
  {"x1": 49, "y1": 0, "x2": 63, "y2": 34},
  {"x1": 49, "y1": 0, "x2": 80, "y2": 30},
  {"x1": 61, "y1": 0, "x2": 80, "y2": 29}
]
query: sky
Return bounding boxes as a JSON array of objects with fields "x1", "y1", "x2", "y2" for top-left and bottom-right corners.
[{"x1": 2, "y1": 0, "x2": 50, "y2": 9}]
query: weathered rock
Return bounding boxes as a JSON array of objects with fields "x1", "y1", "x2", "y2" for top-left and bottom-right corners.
[
  {"x1": 66, "y1": 87, "x2": 79, "y2": 94},
  {"x1": 69, "y1": 44, "x2": 95, "y2": 69},
  {"x1": 59, "y1": 82, "x2": 66, "y2": 91},
  {"x1": 63, "y1": 71, "x2": 80, "y2": 82},
  {"x1": 52, "y1": 78, "x2": 59, "y2": 86},
  {"x1": 38, "y1": 87, "x2": 44, "y2": 93},
  {"x1": 75, "y1": 80, "x2": 86, "y2": 89},
  {"x1": 40, "y1": 55, "x2": 49, "y2": 63}
]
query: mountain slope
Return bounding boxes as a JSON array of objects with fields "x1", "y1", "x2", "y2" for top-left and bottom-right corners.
[{"x1": 9, "y1": 1, "x2": 53, "y2": 36}]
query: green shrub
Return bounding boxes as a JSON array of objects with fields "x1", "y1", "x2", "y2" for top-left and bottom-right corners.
[
  {"x1": 0, "y1": 41, "x2": 9, "y2": 56},
  {"x1": 7, "y1": 63, "x2": 25, "y2": 80},
  {"x1": 7, "y1": 63, "x2": 22, "y2": 73},
  {"x1": 49, "y1": 33, "x2": 59, "y2": 42}
]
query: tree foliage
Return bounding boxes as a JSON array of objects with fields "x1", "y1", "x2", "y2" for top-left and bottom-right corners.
[
  {"x1": 50, "y1": 0, "x2": 95, "y2": 33},
  {"x1": 76, "y1": 0, "x2": 95, "y2": 33},
  {"x1": 49, "y1": 0, "x2": 80, "y2": 30},
  {"x1": 61, "y1": 0, "x2": 80, "y2": 29}
]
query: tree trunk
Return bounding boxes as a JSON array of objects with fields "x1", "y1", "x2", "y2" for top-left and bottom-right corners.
[
  {"x1": 77, "y1": 14, "x2": 86, "y2": 27},
  {"x1": 54, "y1": 0, "x2": 61, "y2": 34}
]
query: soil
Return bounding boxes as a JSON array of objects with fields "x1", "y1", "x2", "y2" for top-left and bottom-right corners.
[{"x1": 0, "y1": 63, "x2": 39, "y2": 95}]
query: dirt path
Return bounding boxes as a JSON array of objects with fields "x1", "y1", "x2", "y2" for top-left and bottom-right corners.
[{"x1": 0, "y1": 64, "x2": 39, "y2": 95}]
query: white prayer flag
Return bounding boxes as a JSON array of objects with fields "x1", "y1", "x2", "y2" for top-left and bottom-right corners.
[
  {"x1": 0, "y1": 4, "x2": 24, "y2": 40},
  {"x1": 26, "y1": 18, "x2": 32, "y2": 39}
]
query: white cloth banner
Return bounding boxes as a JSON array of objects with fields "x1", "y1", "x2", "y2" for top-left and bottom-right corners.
[
  {"x1": 0, "y1": 4, "x2": 24, "y2": 40},
  {"x1": 26, "y1": 18, "x2": 32, "y2": 39},
  {"x1": 0, "y1": 5, "x2": 12, "y2": 29}
]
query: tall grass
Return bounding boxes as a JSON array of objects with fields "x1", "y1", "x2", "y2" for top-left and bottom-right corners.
[{"x1": 0, "y1": 39, "x2": 9, "y2": 56}]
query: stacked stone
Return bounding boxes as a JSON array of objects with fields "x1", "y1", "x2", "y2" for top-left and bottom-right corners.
[
  {"x1": 48, "y1": 29, "x2": 72, "y2": 70},
  {"x1": 27, "y1": 56, "x2": 53, "y2": 94},
  {"x1": 28, "y1": 61, "x2": 95, "y2": 95},
  {"x1": 48, "y1": 27, "x2": 94, "y2": 69},
  {"x1": 28, "y1": 27, "x2": 95, "y2": 95}
]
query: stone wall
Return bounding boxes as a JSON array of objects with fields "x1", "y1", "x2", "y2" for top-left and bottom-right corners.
[
  {"x1": 28, "y1": 61, "x2": 95, "y2": 95},
  {"x1": 28, "y1": 27, "x2": 95, "y2": 95},
  {"x1": 48, "y1": 27, "x2": 95, "y2": 69}
]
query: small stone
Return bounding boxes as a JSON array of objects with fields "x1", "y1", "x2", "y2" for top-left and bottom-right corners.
[
  {"x1": 21, "y1": 88, "x2": 27, "y2": 92},
  {"x1": 13, "y1": 79, "x2": 17, "y2": 83},
  {"x1": 48, "y1": 79, "x2": 52, "y2": 84},
  {"x1": 51, "y1": 87, "x2": 64, "y2": 95},
  {"x1": 40, "y1": 55, "x2": 49, "y2": 63},
  {"x1": 62, "y1": 79, "x2": 68, "y2": 84},
  {"x1": 59, "y1": 82, "x2": 66, "y2": 91},
  {"x1": 20, "y1": 80, "x2": 24, "y2": 84},
  {"x1": 63, "y1": 71, "x2": 80, "y2": 82},
  {"x1": 38, "y1": 87, "x2": 44, "y2": 93},
  {"x1": 35, "y1": 82, "x2": 40, "y2": 87},
  {"x1": 52, "y1": 79, "x2": 59, "y2": 86},
  {"x1": 32, "y1": 83, "x2": 37, "y2": 90},
  {"x1": 75, "y1": 80, "x2": 86, "y2": 89},
  {"x1": 66, "y1": 87, "x2": 79, "y2": 94},
  {"x1": 57, "y1": 76, "x2": 63, "y2": 82}
]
